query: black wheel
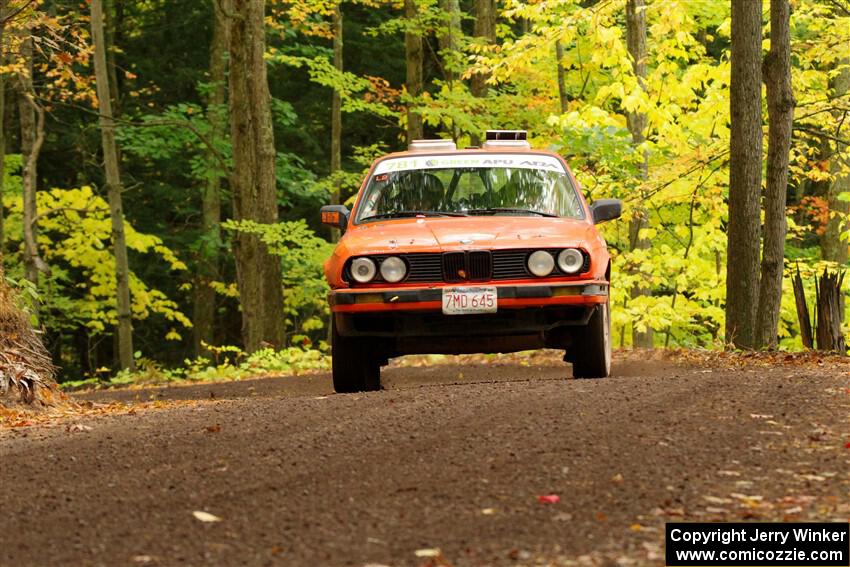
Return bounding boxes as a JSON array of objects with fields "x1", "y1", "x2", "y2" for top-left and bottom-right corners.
[
  {"x1": 571, "y1": 301, "x2": 611, "y2": 379},
  {"x1": 332, "y1": 318, "x2": 381, "y2": 393}
]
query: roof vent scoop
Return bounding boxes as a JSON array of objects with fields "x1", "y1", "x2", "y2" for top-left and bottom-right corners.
[
  {"x1": 408, "y1": 139, "x2": 457, "y2": 152},
  {"x1": 483, "y1": 129, "x2": 531, "y2": 149}
]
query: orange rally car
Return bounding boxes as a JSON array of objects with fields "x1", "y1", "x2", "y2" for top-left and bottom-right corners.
[{"x1": 320, "y1": 130, "x2": 621, "y2": 393}]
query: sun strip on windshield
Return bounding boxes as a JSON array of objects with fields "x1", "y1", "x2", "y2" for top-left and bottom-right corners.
[{"x1": 372, "y1": 153, "x2": 567, "y2": 175}]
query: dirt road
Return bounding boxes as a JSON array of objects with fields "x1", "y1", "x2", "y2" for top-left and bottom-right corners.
[{"x1": 2, "y1": 355, "x2": 849, "y2": 566}]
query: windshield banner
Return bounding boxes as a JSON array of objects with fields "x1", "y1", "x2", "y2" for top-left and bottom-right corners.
[{"x1": 373, "y1": 153, "x2": 567, "y2": 175}]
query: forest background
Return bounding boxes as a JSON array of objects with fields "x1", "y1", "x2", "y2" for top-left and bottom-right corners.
[{"x1": 0, "y1": 0, "x2": 847, "y2": 383}]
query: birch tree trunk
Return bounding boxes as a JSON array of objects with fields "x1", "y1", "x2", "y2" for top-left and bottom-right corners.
[
  {"x1": 193, "y1": 0, "x2": 230, "y2": 356},
  {"x1": 404, "y1": 0, "x2": 423, "y2": 142},
  {"x1": 756, "y1": 0, "x2": 795, "y2": 349},
  {"x1": 92, "y1": 0, "x2": 135, "y2": 371},
  {"x1": 725, "y1": 0, "x2": 763, "y2": 349},
  {"x1": 229, "y1": 0, "x2": 285, "y2": 352},
  {"x1": 625, "y1": 0, "x2": 653, "y2": 348}
]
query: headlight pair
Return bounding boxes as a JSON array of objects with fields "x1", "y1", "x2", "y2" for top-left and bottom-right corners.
[
  {"x1": 527, "y1": 249, "x2": 584, "y2": 277},
  {"x1": 350, "y1": 256, "x2": 407, "y2": 284}
]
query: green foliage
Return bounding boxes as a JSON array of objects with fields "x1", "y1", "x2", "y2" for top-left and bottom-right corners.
[
  {"x1": 9, "y1": 0, "x2": 850, "y2": 385},
  {"x1": 222, "y1": 219, "x2": 334, "y2": 344},
  {"x1": 3, "y1": 183, "x2": 192, "y2": 338}
]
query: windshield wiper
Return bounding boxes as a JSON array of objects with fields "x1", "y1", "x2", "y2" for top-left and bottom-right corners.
[
  {"x1": 467, "y1": 208, "x2": 559, "y2": 218},
  {"x1": 360, "y1": 210, "x2": 467, "y2": 221}
]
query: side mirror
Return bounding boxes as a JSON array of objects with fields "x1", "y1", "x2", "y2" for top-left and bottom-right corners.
[
  {"x1": 589, "y1": 199, "x2": 622, "y2": 224},
  {"x1": 320, "y1": 205, "x2": 350, "y2": 232}
]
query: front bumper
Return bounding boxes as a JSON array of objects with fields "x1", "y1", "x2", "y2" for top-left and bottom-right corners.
[{"x1": 329, "y1": 280, "x2": 608, "y2": 313}]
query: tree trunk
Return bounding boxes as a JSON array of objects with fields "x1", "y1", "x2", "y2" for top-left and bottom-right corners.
[
  {"x1": 0, "y1": 0, "x2": 5, "y2": 261},
  {"x1": 0, "y1": 64, "x2": 6, "y2": 259},
  {"x1": 625, "y1": 0, "x2": 653, "y2": 348},
  {"x1": 470, "y1": 0, "x2": 496, "y2": 145},
  {"x1": 92, "y1": 0, "x2": 135, "y2": 371},
  {"x1": 756, "y1": 0, "x2": 795, "y2": 349},
  {"x1": 329, "y1": 2, "x2": 342, "y2": 243},
  {"x1": 555, "y1": 40, "x2": 568, "y2": 114},
  {"x1": 18, "y1": 35, "x2": 46, "y2": 289},
  {"x1": 229, "y1": 0, "x2": 285, "y2": 352},
  {"x1": 815, "y1": 269, "x2": 846, "y2": 353},
  {"x1": 791, "y1": 264, "x2": 813, "y2": 349},
  {"x1": 105, "y1": 0, "x2": 121, "y2": 116},
  {"x1": 193, "y1": 0, "x2": 230, "y2": 356},
  {"x1": 822, "y1": 58, "x2": 850, "y2": 264},
  {"x1": 725, "y1": 0, "x2": 763, "y2": 349},
  {"x1": 404, "y1": 0, "x2": 423, "y2": 143},
  {"x1": 438, "y1": 0, "x2": 460, "y2": 84},
  {"x1": 470, "y1": 0, "x2": 495, "y2": 99}
]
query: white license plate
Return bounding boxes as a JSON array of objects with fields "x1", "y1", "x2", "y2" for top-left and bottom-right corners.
[{"x1": 442, "y1": 287, "x2": 498, "y2": 315}]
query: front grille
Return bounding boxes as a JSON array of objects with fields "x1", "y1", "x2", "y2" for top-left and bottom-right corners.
[
  {"x1": 344, "y1": 248, "x2": 589, "y2": 285},
  {"x1": 442, "y1": 252, "x2": 466, "y2": 283},
  {"x1": 492, "y1": 249, "x2": 531, "y2": 279},
  {"x1": 468, "y1": 251, "x2": 492, "y2": 280},
  {"x1": 405, "y1": 253, "x2": 443, "y2": 283}
]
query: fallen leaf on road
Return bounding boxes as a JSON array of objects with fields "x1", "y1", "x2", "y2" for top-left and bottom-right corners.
[
  {"x1": 192, "y1": 511, "x2": 222, "y2": 522},
  {"x1": 414, "y1": 549, "x2": 441, "y2": 558},
  {"x1": 730, "y1": 493, "x2": 763, "y2": 501},
  {"x1": 67, "y1": 423, "x2": 93, "y2": 432},
  {"x1": 481, "y1": 508, "x2": 495, "y2": 515},
  {"x1": 538, "y1": 494, "x2": 560, "y2": 504},
  {"x1": 611, "y1": 473, "x2": 624, "y2": 483},
  {"x1": 204, "y1": 424, "x2": 221, "y2": 433},
  {"x1": 844, "y1": 441, "x2": 850, "y2": 449}
]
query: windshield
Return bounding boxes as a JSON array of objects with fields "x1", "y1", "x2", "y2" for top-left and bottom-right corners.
[{"x1": 355, "y1": 154, "x2": 584, "y2": 223}]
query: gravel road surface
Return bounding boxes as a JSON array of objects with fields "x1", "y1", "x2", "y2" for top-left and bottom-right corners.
[{"x1": 2, "y1": 356, "x2": 849, "y2": 566}]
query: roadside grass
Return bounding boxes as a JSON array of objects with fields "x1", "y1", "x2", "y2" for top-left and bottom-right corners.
[
  {"x1": 60, "y1": 345, "x2": 850, "y2": 394},
  {"x1": 5, "y1": 346, "x2": 849, "y2": 432},
  {"x1": 60, "y1": 346, "x2": 330, "y2": 391}
]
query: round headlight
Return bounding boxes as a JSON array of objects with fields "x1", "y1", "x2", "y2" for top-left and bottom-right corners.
[
  {"x1": 527, "y1": 250, "x2": 555, "y2": 277},
  {"x1": 350, "y1": 257, "x2": 377, "y2": 283},
  {"x1": 557, "y1": 249, "x2": 584, "y2": 274},
  {"x1": 380, "y1": 256, "x2": 407, "y2": 283}
]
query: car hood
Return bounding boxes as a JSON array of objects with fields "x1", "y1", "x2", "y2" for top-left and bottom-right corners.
[{"x1": 337, "y1": 216, "x2": 596, "y2": 255}]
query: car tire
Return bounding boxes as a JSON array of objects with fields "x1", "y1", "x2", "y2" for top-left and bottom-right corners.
[
  {"x1": 332, "y1": 318, "x2": 382, "y2": 393},
  {"x1": 572, "y1": 301, "x2": 611, "y2": 379}
]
